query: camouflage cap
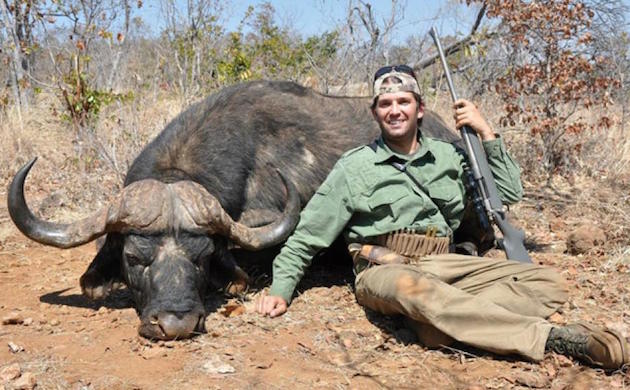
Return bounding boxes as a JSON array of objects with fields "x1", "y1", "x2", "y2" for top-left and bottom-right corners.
[{"x1": 373, "y1": 70, "x2": 421, "y2": 101}]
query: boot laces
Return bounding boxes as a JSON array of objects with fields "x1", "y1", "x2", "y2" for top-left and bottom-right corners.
[{"x1": 547, "y1": 328, "x2": 589, "y2": 359}]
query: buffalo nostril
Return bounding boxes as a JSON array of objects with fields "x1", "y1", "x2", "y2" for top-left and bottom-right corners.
[{"x1": 156, "y1": 312, "x2": 201, "y2": 340}]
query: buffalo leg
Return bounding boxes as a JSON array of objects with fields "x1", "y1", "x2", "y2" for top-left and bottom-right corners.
[
  {"x1": 80, "y1": 233, "x2": 125, "y2": 300},
  {"x1": 209, "y1": 243, "x2": 250, "y2": 295},
  {"x1": 225, "y1": 264, "x2": 250, "y2": 295}
]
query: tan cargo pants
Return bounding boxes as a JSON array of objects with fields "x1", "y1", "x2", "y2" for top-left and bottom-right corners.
[{"x1": 354, "y1": 254, "x2": 569, "y2": 361}]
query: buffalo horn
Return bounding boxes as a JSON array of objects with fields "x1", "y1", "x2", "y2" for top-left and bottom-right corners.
[
  {"x1": 9, "y1": 159, "x2": 300, "y2": 251},
  {"x1": 7, "y1": 158, "x2": 112, "y2": 248},
  {"x1": 195, "y1": 171, "x2": 301, "y2": 250}
]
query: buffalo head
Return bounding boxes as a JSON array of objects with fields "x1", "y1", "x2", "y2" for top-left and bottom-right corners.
[{"x1": 8, "y1": 158, "x2": 300, "y2": 340}]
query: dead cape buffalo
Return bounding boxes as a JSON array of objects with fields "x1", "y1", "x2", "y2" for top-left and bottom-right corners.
[{"x1": 8, "y1": 80, "x2": 459, "y2": 340}]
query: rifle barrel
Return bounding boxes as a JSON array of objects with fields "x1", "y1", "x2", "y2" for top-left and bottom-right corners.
[
  {"x1": 429, "y1": 27, "x2": 459, "y2": 102},
  {"x1": 428, "y1": 27, "x2": 532, "y2": 263}
]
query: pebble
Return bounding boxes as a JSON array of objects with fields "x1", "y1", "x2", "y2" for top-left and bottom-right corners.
[
  {"x1": 0, "y1": 363, "x2": 21, "y2": 381},
  {"x1": 2, "y1": 312, "x2": 24, "y2": 325},
  {"x1": 12, "y1": 372, "x2": 37, "y2": 390},
  {"x1": 49, "y1": 318, "x2": 60, "y2": 326},
  {"x1": 141, "y1": 347, "x2": 167, "y2": 359},
  {"x1": 202, "y1": 356, "x2": 236, "y2": 374},
  {"x1": 22, "y1": 318, "x2": 33, "y2": 326},
  {"x1": 71, "y1": 381, "x2": 91, "y2": 390},
  {"x1": 159, "y1": 341, "x2": 175, "y2": 349},
  {"x1": 72, "y1": 380, "x2": 91, "y2": 390},
  {"x1": 8, "y1": 342, "x2": 24, "y2": 353}
]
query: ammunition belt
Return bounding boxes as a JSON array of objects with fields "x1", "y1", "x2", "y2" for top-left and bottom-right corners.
[
  {"x1": 373, "y1": 228, "x2": 450, "y2": 260},
  {"x1": 350, "y1": 229, "x2": 451, "y2": 274}
]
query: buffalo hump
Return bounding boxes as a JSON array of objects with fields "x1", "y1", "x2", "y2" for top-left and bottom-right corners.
[{"x1": 126, "y1": 80, "x2": 459, "y2": 223}]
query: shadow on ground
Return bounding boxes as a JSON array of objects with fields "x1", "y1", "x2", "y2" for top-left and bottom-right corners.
[
  {"x1": 40, "y1": 287, "x2": 134, "y2": 310},
  {"x1": 233, "y1": 237, "x2": 356, "y2": 293}
]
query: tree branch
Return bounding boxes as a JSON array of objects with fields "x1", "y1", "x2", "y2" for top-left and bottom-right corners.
[{"x1": 414, "y1": 3, "x2": 489, "y2": 71}]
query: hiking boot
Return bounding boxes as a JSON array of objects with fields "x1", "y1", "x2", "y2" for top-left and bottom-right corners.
[{"x1": 545, "y1": 323, "x2": 629, "y2": 369}]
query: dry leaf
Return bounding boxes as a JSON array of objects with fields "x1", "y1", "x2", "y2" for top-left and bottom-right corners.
[
  {"x1": 220, "y1": 304, "x2": 245, "y2": 317},
  {"x1": 514, "y1": 371, "x2": 550, "y2": 388},
  {"x1": 548, "y1": 312, "x2": 565, "y2": 324},
  {"x1": 255, "y1": 359, "x2": 273, "y2": 369}
]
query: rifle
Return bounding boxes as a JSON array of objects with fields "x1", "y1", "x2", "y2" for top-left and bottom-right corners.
[{"x1": 429, "y1": 27, "x2": 531, "y2": 263}]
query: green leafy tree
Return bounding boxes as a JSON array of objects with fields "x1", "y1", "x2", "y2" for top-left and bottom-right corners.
[
  {"x1": 215, "y1": 31, "x2": 252, "y2": 83},
  {"x1": 215, "y1": 3, "x2": 339, "y2": 85}
]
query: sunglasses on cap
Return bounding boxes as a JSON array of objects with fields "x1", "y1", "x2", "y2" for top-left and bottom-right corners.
[{"x1": 373, "y1": 64, "x2": 417, "y2": 81}]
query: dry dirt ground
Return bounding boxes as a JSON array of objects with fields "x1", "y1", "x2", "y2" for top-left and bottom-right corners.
[{"x1": 0, "y1": 100, "x2": 629, "y2": 389}]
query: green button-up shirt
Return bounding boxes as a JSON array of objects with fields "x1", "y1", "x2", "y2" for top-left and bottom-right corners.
[{"x1": 269, "y1": 133, "x2": 523, "y2": 303}]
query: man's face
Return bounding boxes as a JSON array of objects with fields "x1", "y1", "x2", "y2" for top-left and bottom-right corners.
[{"x1": 371, "y1": 91, "x2": 424, "y2": 145}]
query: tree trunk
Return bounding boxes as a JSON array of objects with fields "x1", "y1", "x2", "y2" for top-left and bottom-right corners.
[{"x1": 0, "y1": 0, "x2": 28, "y2": 115}]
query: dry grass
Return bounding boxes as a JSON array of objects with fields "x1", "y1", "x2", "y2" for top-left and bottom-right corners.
[{"x1": 0, "y1": 91, "x2": 182, "y2": 225}]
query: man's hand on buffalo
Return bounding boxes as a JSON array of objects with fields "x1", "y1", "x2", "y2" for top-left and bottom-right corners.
[{"x1": 256, "y1": 294, "x2": 288, "y2": 317}]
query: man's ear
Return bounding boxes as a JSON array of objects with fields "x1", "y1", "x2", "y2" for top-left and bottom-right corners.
[
  {"x1": 417, "y1": 101, "x2": 425, "y2": 119},
  {"x1": 370, "y1": 96, "x2": 379, "y2": 120}
]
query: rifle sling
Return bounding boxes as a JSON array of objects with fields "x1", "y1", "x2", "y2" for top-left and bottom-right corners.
[{"x1": 367, "y1": 139, "x2": 448, "y2": 229}]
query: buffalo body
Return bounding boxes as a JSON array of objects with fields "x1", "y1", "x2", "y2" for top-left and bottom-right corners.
[{"x1": 9, "y1": 81, "x2": 457, "y2": 339}]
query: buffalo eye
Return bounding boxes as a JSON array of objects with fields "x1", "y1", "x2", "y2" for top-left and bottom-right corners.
[
  {"x1": 180, "y1": 235, "x2": 215, "y2": 265},
  {"x1": 125, "y1": 252, "x2": 151, "y2": 267},
  {"x1": 123, "y1": 234, "x2": 156, "y2": 267}
]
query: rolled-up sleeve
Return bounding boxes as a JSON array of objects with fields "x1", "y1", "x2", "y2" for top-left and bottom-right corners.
[{"x1": 482, "y1": 137, "x2": 523, "y2": 204}]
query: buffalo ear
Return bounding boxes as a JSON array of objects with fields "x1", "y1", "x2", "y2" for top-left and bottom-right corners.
[{"x1": 80, "y1": 233, "x2": 125, "y2": 300}]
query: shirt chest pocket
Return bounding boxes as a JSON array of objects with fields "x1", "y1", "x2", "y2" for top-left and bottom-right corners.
[
  {"x1": 366, "y1": 188, "x2": 415, "y2": 230},
  {"x1": 427, "y1": 185, "x2": 460, "y2": 216},
  {"x1": 428, "y1": 185, "x2": 456, "y2": 201}
]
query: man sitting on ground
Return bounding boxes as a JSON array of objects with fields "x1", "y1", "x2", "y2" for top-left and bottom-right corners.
[{"x1": 257, "y1": 64, "x2": 629, "y2": 370}]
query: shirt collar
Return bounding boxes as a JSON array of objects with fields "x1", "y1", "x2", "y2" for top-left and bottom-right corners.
[{"x1": 372, "y1": 131, "x2": 434, "y2": 164}]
